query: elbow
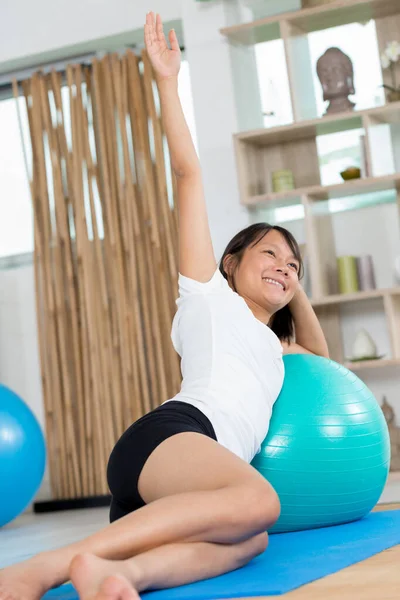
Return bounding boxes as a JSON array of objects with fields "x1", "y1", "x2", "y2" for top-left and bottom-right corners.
[
  {"x1": 173, "y1": 167, "x2": 189, "y2": 179},
  {"x1": 309, "y1": 349, "x2": 330, "y2": 359},
  {"x1": 317, "y1": 345, "x2": 330, "y2": 359},
  {"x1": 173, "y1": 163, "x2": 201, "y2": 179},
  {"x1": 308, "y1": 345, "x2": 329, "y2": 359}
]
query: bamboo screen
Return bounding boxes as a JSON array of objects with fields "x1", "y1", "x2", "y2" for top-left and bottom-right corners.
[{"x1": 13, "y1": 50, "x2": 182, "y2": 500}]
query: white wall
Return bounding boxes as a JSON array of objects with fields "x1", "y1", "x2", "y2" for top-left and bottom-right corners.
[
  {"x1": 0, "y1": 0, "x2": 181, "y2": 70},
  {"x1": 0, "y1": 263, "x2": 51, "y2": 501},
  {"x1": 0, "y1": 265, "x2": 42, "y2": 412}
]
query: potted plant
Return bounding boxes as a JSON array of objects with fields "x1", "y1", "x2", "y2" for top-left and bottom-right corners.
[{"x1": 381, "y1": 41, "x2": 400, "y2": 102}]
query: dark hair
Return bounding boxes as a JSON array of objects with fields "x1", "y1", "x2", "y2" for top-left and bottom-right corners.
[{"x1": 219, "y1": 223, "x2": 304, "y2": 342}]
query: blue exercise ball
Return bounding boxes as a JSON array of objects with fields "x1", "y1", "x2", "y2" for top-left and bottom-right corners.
[
  {"x1": 251, "y1": 354, "x2": 390, "y2": 533},
  {"x1": 0, "y1": 384, "x2": 46, "y2": 527}
]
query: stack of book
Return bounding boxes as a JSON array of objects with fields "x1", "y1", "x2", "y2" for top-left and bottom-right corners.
[{"x1": 337, "y1": 255, "x2": 376, "y2": 294}]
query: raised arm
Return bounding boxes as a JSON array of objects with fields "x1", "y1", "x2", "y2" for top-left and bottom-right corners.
[{"x1": 144, "y1": 12, "x2": 217, "y2": 282}]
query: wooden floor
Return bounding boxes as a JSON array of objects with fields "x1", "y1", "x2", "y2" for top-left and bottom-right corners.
[{"x1": 1, "y1": 503, "x2": 399, "y2": 599}]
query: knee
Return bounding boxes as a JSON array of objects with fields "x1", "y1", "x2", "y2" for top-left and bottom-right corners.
[
  {"x1": 234, "y1": 531, "x2": 269, "y2": 570},
  {"x1": 237, "y1": 481, "x2": 280, "y2": 533},
  {"x1": 253, "y1": 531, "x2": 269, "y2": 555}
]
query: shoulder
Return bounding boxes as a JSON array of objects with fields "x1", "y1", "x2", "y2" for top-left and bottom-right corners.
[{"x1": 177, "y1": 268, "x2": 231, "y2": 299}]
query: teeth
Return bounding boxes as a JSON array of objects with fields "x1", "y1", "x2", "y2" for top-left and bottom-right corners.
[{"x1": 263, "y1": 278, "x2": 284, "y2": 290}]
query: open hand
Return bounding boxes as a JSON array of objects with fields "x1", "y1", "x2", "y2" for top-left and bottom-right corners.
[{"x1": 144, "y1": 12, "x2": 181, "y2": 80}]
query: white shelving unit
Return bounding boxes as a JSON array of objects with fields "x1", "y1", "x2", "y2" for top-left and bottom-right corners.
[{"x1": 223, "y1": 0, "x2": 400, "y2": 369}]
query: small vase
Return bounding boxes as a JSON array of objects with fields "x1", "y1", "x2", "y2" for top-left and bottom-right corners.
[
  {"x1": 387, "y1": 90, "x2": 400, "y2": 103},
  {"x1": 351, "y1": 329, "x2": 377, "y2": 360}
]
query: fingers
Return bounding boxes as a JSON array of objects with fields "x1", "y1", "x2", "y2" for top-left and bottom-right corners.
[
  {"x1": 144, "y1": 12, "x2": 157, "y2": 48},
  {"x1": 144, "y1": 11, "x2": 167, "y2": 50},
  {"x1": 156, "y1": 13, "x2": 168, "y2": 47},
  {"x1": 169, "y1": 29, "x2": 180, "y2": 53},
  {"x1": 144, "y1": 23, "x2": 151, "y2": 49},
  {"x1": 145, "y1": 11, "x2": 175, "y2": 54},
  {"x1": 144, "y1": 12, "x2": 154, "y2": 49}
]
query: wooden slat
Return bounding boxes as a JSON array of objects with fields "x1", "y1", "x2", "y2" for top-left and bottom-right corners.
[
  {"x1": 311, "y1": 286, "x2": 400, "y2": 306},
  {"x1": 220, "y1": 0, "x2": 400, "y2": 45},
  {"x1": 39, "y1": 72, "x2": 83, "y2": 498},
  {"x1": 344, "y1": 358, "x2": 400, "y2": 370},
  {"x1": 244, "y1": 173, "x2": 400, "y2": 206},
  {"x1": 235, "y1": 102, "x2": 400, "y2": 146},
  {"x1": 30, "y1": 74, "x2": 71, "y2": 498},
  {"x1": 93, "y1": 56, "x2": 134, "y2": 439},
  {"x1": 107, "y1": 53, "x2": 149, "y2": 424},
  {"x1": 49, "y1": 70, "x2": 89, "y2": 497},
  {"x1": 13, "y1": 79, "x2": 60, "y2": 499},
  {"x1": 126, "y1": 50, "x2": 169, "y2": 410},
  {"x1": 68, "y1": 63, "x2": 106, "y2": 494}
]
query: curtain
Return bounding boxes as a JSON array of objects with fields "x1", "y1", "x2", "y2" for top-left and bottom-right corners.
[{"x1": 13, "y1": 50, "x2": 181, "y2": 500}]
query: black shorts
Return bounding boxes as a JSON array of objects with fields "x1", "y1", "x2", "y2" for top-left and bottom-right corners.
[{"x1": 106, "y1": 401, "x2": 217, "y2": 522}]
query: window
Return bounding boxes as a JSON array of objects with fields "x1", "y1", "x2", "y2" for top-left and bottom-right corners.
[
  {"x1": 0, "y1": 59, "x2": 197, "y2": 259},
  {"x1": 0, "y1": 96, "x2": 33, "y2": 258}
]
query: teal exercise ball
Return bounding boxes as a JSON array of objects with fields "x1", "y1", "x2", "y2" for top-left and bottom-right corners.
[
  {"x1": 0, "y1": 384, "x2": 46, "y2": 527},
  {"x1": 252, "y1": 354, "x2": 390, "y2": 533}
]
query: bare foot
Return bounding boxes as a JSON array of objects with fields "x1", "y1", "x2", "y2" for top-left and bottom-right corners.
[
  {"x1": 94, "y1": 576, "x2": 139, "y2": 600},
  {"x1": 0, "y1": 560, "x2": 48, "y2": 600},
  {"x1": 69, "y1": 554, "x2": 142, "y2": 600}
]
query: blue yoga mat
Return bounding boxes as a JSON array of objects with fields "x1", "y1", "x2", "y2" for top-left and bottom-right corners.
[{"x1": 44, "y1": 510, "x2": 400, "y2": 599}]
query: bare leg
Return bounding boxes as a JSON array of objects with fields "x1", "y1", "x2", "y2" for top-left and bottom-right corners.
[
  {"x1": 70, "y1": 533, "x2": 269, "y2": 600},
  {"x1": 0, "y1": 434, "x2": 279, "y2": 600},
  {"x1": 80, "y1": 577, "x2": 139, "y2": 600},
  {"x1": 2, "y1": 485, "x2": 273, "y2": 593}
]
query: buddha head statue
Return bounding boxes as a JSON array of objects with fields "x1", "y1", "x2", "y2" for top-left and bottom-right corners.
[{"x1": 316, "y1": 47, "x2": 356, "y2": 114}]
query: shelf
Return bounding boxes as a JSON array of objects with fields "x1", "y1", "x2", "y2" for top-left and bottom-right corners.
[
  {"x1": 344, "y1": 358, "x2": 400, "y2": 371},
  {"x1": 220, "y1": 0, "x2": 400, "y2": 45},
  {"x1": 235, "y1": 101, "x2": 400, "y2": 147},
  {"x1": 311, "y1": 287, "x2": 400, "y2": 307},
  {"x1": 245, "y1": 173, "x2": 400, "y2": 206},
  {"x1": 387, "y1": 472, "x2": 400, "y2": 484}
]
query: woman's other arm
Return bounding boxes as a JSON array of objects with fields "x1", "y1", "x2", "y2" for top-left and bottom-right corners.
[{"x1": 282, "y1": 286, "x2": 330, "y2": 358}]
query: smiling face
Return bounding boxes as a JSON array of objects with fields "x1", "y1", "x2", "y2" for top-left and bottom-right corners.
[{"x1": 224, "y1": 228, "x2": 300, "y2": 324}]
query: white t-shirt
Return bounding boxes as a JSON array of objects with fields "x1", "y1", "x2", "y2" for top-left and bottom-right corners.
[{"x1": 163, "y1": 268, "x2": 285, "y2": 464}]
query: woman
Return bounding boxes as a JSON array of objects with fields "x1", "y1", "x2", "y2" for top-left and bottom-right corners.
[{"x1": 0, "y1": 12, "x2": 329, "y2": 600}]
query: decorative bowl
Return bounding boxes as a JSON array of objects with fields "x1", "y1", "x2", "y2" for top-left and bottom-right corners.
[{"x1": 340, "y1": 167, "x2": 361, "y2": 181}]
